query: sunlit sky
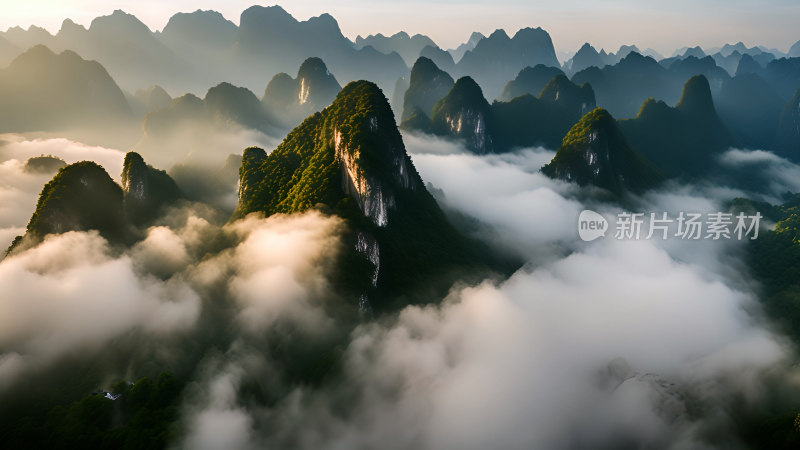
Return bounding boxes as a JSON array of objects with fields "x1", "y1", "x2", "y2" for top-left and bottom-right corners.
[{"x1": 0, "y1": 0, "x2": 798, "y2": 55}]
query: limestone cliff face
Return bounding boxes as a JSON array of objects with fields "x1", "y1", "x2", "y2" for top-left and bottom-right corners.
[
  {"x1": 262, "y1": 57, "x2": 341, "y2": 129},
  {"x1": 236, "y1": 147, "x2": 267, "y2": 215},
  {"x1": 235, "y1": 80, "x2": 424, "y2": 226},
  {"x1": 443, "y1": 107, "x2": 492, "y2": 154},
  {"x1": 232, "y1": 81, "x2": 476, "y2": 308},
  {"x1": 542, "y1": 108, "x2": 661, "y2": 194},
  {"x1": 430, "y1": 76, "x2": 495, "y2": 154},
  {"x1": 121, "y1": 152, "x2": 150, "y2": 200},
  {"x1": 121, "y1": 152, "x2": 182, "y2": 224},
  {"x1": 333, "y1": 114, "x2": 418, "y2": 227},
  {"x1": 355, "y1": 231, "x2": 380, "y2": 287}
]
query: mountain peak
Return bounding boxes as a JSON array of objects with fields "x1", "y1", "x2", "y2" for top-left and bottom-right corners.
[
  {"x1": 234, "y1": 80, "x2": 486, "y2": 303},
  {"x1": 121, "y1": 152, "x2": 182, "y2": 224},
  {"x1": 401, "y1": 57, "x2": 454, "y2": 122},
  {"x1": 297, "y1": 56, "x2": 331, "y2": 78},
  {"x1": 307, "y1": 12, "x2": 341, "y2": 33},
  {"x1": 676, "y1": 75, "x2": 716, "y2": 117},
  {"x1": 487, "y1": 29, "x2": 511, "y2": 41},
  {"x1": 789, "y1": 39, "x2": 800, "y2": 57},
  {"x1": 90, "y1": 9, "x2": 151, "y2": 34},
  {"x1": 682, "y1": 46, "x2": 705, "y2": 58},
  {"x1": 429, "y1": 76, "x2": 494, "y2": 153},
  {"x1": 447, "y1": 76, "x2": 484, "y2": 100},
  {"x1": 539, "y1": 74, "x2": 596, "y2": 114},
  {"x1": 542, "y1": 108, "x2": 661, "y2": 193},
  {"x1": 13, "y1": 43, "x2": 55, "y2": 61},
  {"x1": 58, "y1": 18, "x2": 86, "y2": 34},
  {"x1": 498, "y1": 64, "x2": 565, "y2": 101},
  {"x1": 240, "y1": 4, "x2": 295, "y2": 26},
  {"x1": 263, "y1": 58, "x2": 341, "y2": 128},
  {"x1": 25, "y1": 161, "x2": 125, "y2": 243},
  {"x1": 237, "y1": 79, "x2": 422, "y2": 227},
  {"x1": 410, "y1": 56, "x2": 441, "y2": 77},
  {"x1": 620, "y1": 51, "x2": 649, "y2": 64}
]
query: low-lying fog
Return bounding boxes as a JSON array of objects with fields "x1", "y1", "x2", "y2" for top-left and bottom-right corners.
[{"x1": 2, "y1": 130, "x2": 800, "y2": 449}]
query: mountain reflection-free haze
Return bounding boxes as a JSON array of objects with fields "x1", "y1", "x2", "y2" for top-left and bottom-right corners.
[{"x1": 2, "y1": 1, "x2": 800, "y2": 449}]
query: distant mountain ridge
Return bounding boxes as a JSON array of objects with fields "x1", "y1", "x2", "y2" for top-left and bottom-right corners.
[
  {"x1": 401, "y1": 58, "x2": 595, "y2": 152},
  {"x1": 0, "y1": 45, "x2": 131, "y2": 132},
  {"x1": 618, "y1": 75, "x2": 739, "y2": 176},
  {"x1": 355, "y1": 31, "x2": 437, "y2": 66},
  {"x1": 455, "y1": 27, "x2": 560, "y2": 99}
]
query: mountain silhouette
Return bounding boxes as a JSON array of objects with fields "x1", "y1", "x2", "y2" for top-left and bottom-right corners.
[
  {"x1": 775, "y1": 87, "x2": 800, "y2": 161},
  {"x1": 715, "y1": 73, "x2": 784, "y2": 150},
  {"x1": 262, "y1": 57, "x2": 342, "y2": 129},
  {"x1": 448, "y1": 32, "x2": 484, "y2": 63},
  {"x1": 567, "y1": 43, "x2": 608, "y2": 74},
  {"x1": 0, "y1": 45, "x2": 130, "y2": 132},
  {"x1": 419, "y1": 44, "x2": 456, "y2": 74},
  {"x1": 791, "y1": 40, "x2": 800, "y2": 58},
  {"x1": 159, "y1": 9, "x2": 237, "y2": 57},
  {"x1": 401, "y1": 57, "x2": 455, "y2": 123},
  {"x1": 456, "y1": 28, "x2": 559, "y2": 99},
  {"x1": 573, "y1": 52, "x2": 672, "y2": 118},
  {"x1": 493, "y1": 75, "x2": 596, "y2": 149},
  {"x1": 1, "y1": 25, "x2": 53, "y2": 50},
  {"x1": 355, "y1": 31, "x2": 437, "y2": 66},
  {"x1": 735, "y1": 54, "x2": 762, "y2": 75},
  {"x1": 233, "y1": 5, "x2": 407, "y2": 96},
  {"x1": 497, "y1": 64, "x2": 565, "y2": 102},
  {"x1": 618, "y1": 75, "x2": 739, "y2": 176},
  {"x1": 0, "y1": 35, "x2": 18, "y2": 66},
  {"x1": 51, "y1": 10, "x2": 189, "y2": 93}
]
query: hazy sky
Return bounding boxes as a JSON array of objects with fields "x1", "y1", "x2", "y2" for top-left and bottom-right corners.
[{"x1": 1, "y1": 0, "x2": 798, "y2": 55}]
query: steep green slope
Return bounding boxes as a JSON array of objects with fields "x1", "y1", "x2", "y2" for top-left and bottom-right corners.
[
  {"x1": 24, "y1": 161, "x2": 126, "y2": 244},
  {"x1": 541, "y1": 108, "x2": 662, "y2": 194},
  {"x1": 234, "y1": 80, "x2": 499, "y2": 309},
  {"x1": 7, "y1": 154, "x2": 183, "y2": 255}
]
